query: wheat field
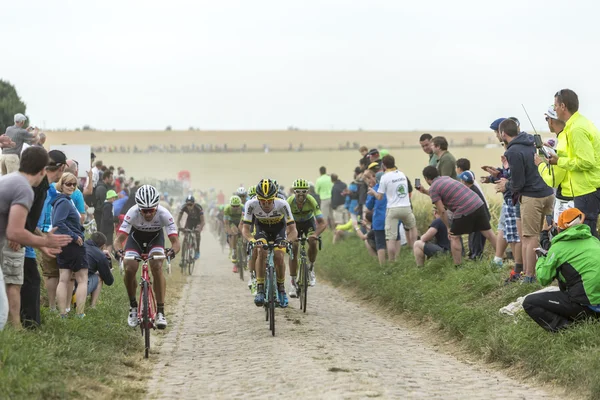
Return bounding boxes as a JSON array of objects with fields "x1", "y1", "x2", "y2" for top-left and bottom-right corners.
[{"x1": 45, "y1": 130, "x2": 505, "y2": 199}]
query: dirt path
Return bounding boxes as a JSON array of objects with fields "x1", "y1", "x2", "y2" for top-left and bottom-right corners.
[{"x1": 148, "y1": 235, "x2": 557, "y2": 399}]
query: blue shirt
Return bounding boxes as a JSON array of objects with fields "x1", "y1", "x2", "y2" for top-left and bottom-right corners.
[
  {"x1": 112, "y1": 196, "x2": 128, "y2": 216},
  {"x1": 25, "y1": 246, "x2": 36, "y2": 259},
  {"x1": 71, "y1": 189, "x2": 86, "y2": 214},
  {"x1": 38, "y1": 184, "x2": 58, "y2": 232},
  {"x1": 365, "y1": 183, "x2": 387, "y2": 231}
]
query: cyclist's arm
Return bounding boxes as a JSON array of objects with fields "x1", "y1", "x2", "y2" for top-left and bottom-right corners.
[
  {"x1": 176, "y1": 211, "x2": 184, "y2": 229},
  {"x1": 198, "y1": 214, "x2": 205, "y2": 232},
  {"x1": 169, "y1": 234, "x2": 181, "y2": 254},
  {"x1": 314, "y1": 216, "x2": 327, "y2": 237},
  {"x1": 286, "y1": 222, "x2": 298, "y2": 243},
  {"x1": 113, "y1": 232, "x2": 127, "y2": 251},
  {"x1": 241, "y1": 222, "x2": 253, "y2": 242}
]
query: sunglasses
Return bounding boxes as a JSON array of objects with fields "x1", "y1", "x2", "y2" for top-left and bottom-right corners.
[
  {"x1": 294, "y1": 189, "x2": 308, "y2": 194},
  {"x1": 64, "y1": 182, "x2": 77, "y2": 188},
  {"x1": 185, "y1": 203, "x2": 194, "y2": 207},
  {"x1": 140, "y1": 208, "x2": 157, "y2": 215}
]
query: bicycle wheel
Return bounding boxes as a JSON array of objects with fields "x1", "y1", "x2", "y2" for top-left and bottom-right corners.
[
  {"x1": 269, "y1": 279, "x2": 275, "y2": 336},
  {"x1": 237, "y1": 240, "x2": 244, "y2": 281},
  {"x1": 181, "y1": 236, "x2": 189, "y2": 274},
  {"x1": 265, "y1": 270, "x2": 270, "y2": 322},
  {"x1": 302, "y1": 256, "x2": 308, "y2": 313},
  {"x1": 142, "y1": 280, "x2": 150, "y2": 358},
  {"x1": 188, "y1": 240, "x2": 196, "y2": 275}
]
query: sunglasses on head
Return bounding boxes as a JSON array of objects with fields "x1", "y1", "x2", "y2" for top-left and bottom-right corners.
[
  {"x1": 64, "y1": 182, "x2": 77, "y2": 188},
  {"x1": 140, "y1": 208, "x2": 157, "y2": 214},
  {"x1": 294, "y1": 189, "x2": 308, "y2": 194}
]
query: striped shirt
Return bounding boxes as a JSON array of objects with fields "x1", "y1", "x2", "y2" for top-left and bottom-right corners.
[{"x1": 429, "y1": 176, "x2": 483, "y2": 218}]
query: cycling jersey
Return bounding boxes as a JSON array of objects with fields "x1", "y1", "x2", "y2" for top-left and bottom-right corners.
[
  {"x1": 119, "y1": 205, "x2": 178, "y2": 237},
  {"x1": 223, "y1": 204, "x2": 243, "y2": 224},
  {"x1": 243, "y1": 198, "x2": 294, "y2": 226},
  {"x1": 179, "y1": 203, "x2": 204, "y2": 225},
  {"x1": 287, "y1": 194, "x2": 323, "y2": 222}
]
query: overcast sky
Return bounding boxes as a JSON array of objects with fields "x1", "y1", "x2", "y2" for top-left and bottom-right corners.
[{"x1": 2, "y1": 0, "x2": 599, "y2": 131}]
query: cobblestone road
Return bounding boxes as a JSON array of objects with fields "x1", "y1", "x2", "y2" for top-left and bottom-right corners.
[{"x1": 148, "y1": 235, "x2": 557, "y2": 399}]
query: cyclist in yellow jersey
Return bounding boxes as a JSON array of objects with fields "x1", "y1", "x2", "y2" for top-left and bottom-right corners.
[
  {"x1": 287, "y1": 179, "x2": 327, "y2": 295},
  {"x1": 224, "y1": 195, "x2": 244, "y2": 272},
  {"x1": 242, "y1": 179, "x2": 297, "y2": 307}
]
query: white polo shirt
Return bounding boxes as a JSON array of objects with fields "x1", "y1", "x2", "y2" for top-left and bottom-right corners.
[{"x1": 377, "y1": 169, "x2": 411, "y2": 208}]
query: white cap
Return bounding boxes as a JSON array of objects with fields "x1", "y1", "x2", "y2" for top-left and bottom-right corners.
[
  {"x1": 544, "y1": 106, "x2": 558, "y2": 120},
  {"x1": 14, "y1": 113, "x2": 27, "y2": 123}
]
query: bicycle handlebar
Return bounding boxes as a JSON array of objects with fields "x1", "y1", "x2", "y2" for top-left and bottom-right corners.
[
  {"x1": 122, "y1": 248, "x2": 174, "y2": 262},
  {"x1": 298, "y1": 235, "x2": 323, "y2": 250}
]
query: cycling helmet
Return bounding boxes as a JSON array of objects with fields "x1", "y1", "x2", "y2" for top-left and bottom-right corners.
[
  {"x1": 236, "y1": 187, "x2": 247, "y2": 197},
  {"x1": 248, "y1": 185, "x2": 256, "y2": 198},
  {"x1": 230, "y1": 195, "x2": 242, "y2": 207},
  {"x1": 292, "y1": 179, "x2": 309, "y2": 190},
  {"x1": 272, "y1": 179, "x2": 279, "y2": 189},
  {"x1": 256, "y1": 179, "x2": 277, "y2": 200},
  {"x1": 186, "y1": 195, "x2": 195, "y2": 203},
  {"x1": 135, "y1": 185, "x2": 160, "y2": 208},
  {"x1": 219, "y1": 205, "x2": 225, "y2": 211}
]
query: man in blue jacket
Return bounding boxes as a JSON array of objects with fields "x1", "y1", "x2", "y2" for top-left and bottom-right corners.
[
  {"x1": 364, "y1": 169, "x2": 387, "y2": 265},
  {"x1": 495, "y1": 118, "x2": 555, "y2": 283},
  {"x1": 84, "y1": 232, "x2": 114, "y2": 308}
]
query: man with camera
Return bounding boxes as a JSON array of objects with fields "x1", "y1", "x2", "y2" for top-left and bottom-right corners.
[{"x1": 1, "y1": 114, "x2": 40, "y2": 175}]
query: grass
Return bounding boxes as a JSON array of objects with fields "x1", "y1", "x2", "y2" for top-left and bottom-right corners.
[
  {"x1": 319, "y1": 202, "x2": 600, "y2": 399},
  {"x1": 0, "y1": 259, "x2": 187, "y2": 400}
]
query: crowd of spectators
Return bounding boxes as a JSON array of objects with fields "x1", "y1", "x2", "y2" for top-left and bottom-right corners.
[{"x1": 318, "y1": 89, "x2": 600, "y2": 332}]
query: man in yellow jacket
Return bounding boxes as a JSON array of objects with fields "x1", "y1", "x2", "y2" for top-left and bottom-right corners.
[
  {"x1": 536, "y1": 106, "x2": 573, "y2": 222},
  {"x1": 548, "y1": 89, "x2": 600, "y2": 237}
]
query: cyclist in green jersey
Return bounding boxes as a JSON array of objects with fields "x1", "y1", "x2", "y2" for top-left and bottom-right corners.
[
  {"x1": 287, "y1": 178, "x2": 327, "y2": 296},
  {"x1": 224, "y1": 195, "x2": 244, "y2": 273}
]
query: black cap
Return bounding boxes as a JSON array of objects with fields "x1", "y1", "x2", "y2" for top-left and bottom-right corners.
[
  {"x1": 368, "y1": 148, "x2": 379, "y2": 156},
  {"x1": 48, "y1": 150, "x2": 67, "y2": 166}
]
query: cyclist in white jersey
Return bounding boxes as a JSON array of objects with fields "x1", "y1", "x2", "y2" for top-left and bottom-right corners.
[{"x1": 113, "y1": 185, "x2": 180, "y2": 329}]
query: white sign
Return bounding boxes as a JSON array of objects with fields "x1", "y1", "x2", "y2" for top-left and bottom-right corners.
[{"x1": 49, "y1": 144, "x2": 91, "y2": 178}]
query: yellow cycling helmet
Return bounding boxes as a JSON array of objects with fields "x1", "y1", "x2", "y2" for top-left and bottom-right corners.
[
  {"x1": 230, "y1": 195, "x2": 242, "y2": 207},
  {"x1": 256, "y1": 179, "x2": 277, "y2": 200},
  {"x1": 292, "y1": 178, "x2": 309, "y2": 190}
]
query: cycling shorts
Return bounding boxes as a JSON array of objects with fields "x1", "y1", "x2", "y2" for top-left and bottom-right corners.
[
  {"x1": 295, "y1": 219, "x2": 316, "y2": 238},
  {"x1": 185, "y1": 219, "x2": 202, "y2": 230},
  {"x1": 124, "y1": 229, "x2": 165, "y2": 258},
  {"x1": 254, "y1": 221, "x2": 286, "y2": 244}
]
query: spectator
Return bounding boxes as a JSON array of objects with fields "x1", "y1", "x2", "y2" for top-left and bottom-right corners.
[
  {"x1": 94, "y1": 171, "x2": 113, "y2": 226},
  {"x1": 497, "y1": 118, "x2": 554, "y2": 283},
  {"x1": 432, "y1": 136, "x2": 457, "y2": 179},
  {"x1": 368, "y1": 155, "x2": 418, "y2": 261},
  {"x1": 64, "y1": 159, "x2": 87, "y2": 224},
  {"x1": 84, "y1": 232, "x2": 114, "y2": 308},
  {"x1": 413, "y1": 207, "x2": 450, "y2": 266},
  {"x1": 91, "y1": 160, "x2": 103, "y2": 188},
  {"x1": 308, "y1": 182, "x2": 321, "y2": 208},
  {"x1": 37, "y1": 132, "x2": 47, "y2": 147},
  {"x1": 315, "y1": 166, "x2": 333, "y2": 228},
  {"x1": 330, "y1": 174, "x2": 348, "y2": 225},
  {"x1": 364, "y1": 169, "x2": 386, "y2": 265},
  {"x1": 536, "y1": 105, "x2": 573, "y2": 223},
  {"x1": 523, "y1": 208, "x2": 600, "y2": 332},
  {"x1": 367, "y1": 149, "x2": 382, "y2": 169},
  {"x1": 458, "y1": 171, "x2": 489, "y2": 259},
  {"x1": 0, "y1": 147, "x2": 71, "y2": 330},
  {"x1": 420, "y1": 166, "x2": 497, "y2": 266},
  {"x1": 419, "y1": 133, "x2": 438, "y2": 167},
  {"x1": 1, "y1": 114, "x2": 39, "y2": 175},
  {"x1": 548, "y1": 89, "x2": 600, "y2": 237},
  {"x1": 101, "y1": 190, "x2": 118, "y2": 252},
  {"x1": 52, "y1": 173, "x2": 88, "y2": 318},
  {"x1": 355, "y1": 212, "x2": 377, "y2": 256},
  {"x1": 113, "y1": 190, "x2": 129, "y2": 216}
]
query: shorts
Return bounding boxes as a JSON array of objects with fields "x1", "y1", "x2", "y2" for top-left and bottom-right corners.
[
  {"x1": 185, "y1": 219, "x2": 203, "y2": 230},
  {"x1": 101, "y1": 229, "x2": 114, "y2": 247},
  {"x1": 41, "y1": 250, "x2": 59, "y2": 278},
  {"x1": 385, "y1": 206, "x2": 416, "y2": 240},
  {"x1": 520, "y1": 195, "x2": 555, "y2": 237},
  {"x1": 1, "y1": 244, "x2": 25, "y2": 285},
  {"x1": 497, "y1": 204, "x2": 506, "y2": 232},
  {"x1": 450, "y1": 206, "x2": 491, "y2": 236},
  {"x1": 502, "y1": 200, "x2": 520, "y2": 243},
  {"x1": 423, "y1": 243, "x2": 448, "y2": 258},
  {"x1": 124, "y1": 229, "x2": 166, "y2": 258},
  {"x1": 554, "y1": 198, "x2": 574, "y2": 222},
  {"x1": 295, "y1": 219, "x2": 316, "y2": 238},
  {"x1": 0, "y1": 154, "x2": 19, "y2": 175},
  {"x1": 366, "y1": 230, "x2": 376, "y2": 251},
  {"x1": 373, "y1": 230, "x2": 386, "y2": 251},
  {"x1": 332, "y1": 206, "x2": 348, "y2": 225},
  {"x1": 320, "y1": 198, "x2": 332, "y2": 220},
  {"x1": 254, "y1": 221, "x2": 287, "y2": 244},
  {"x1": 87, "y1": 273, "x2": 99, "y2": 295},
  {"x1": 57, "y1": 242, "x2": 88, "y2": 272}
]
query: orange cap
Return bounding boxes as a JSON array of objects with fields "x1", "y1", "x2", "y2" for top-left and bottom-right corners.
[{"x1": 557, "y1": 208, "x2": 585, "y2": 230}]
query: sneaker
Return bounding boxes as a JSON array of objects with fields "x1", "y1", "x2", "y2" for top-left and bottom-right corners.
[
  {"x1": 128, "y1": 307, "x2": 139, "y2": 327},
  {"x1": 504, "y1": 270, "x2": 523, "y2": 285},
  {"x1": 232, "y1": 265, "x2": 238, "y2": 273},
  {"x1": 65, "y1": 307, "x2": 71, "y2": 313},
  {"x1": 76, "y1": 313, "x2": 85, "y2": 319},
  {"x1": 309, "y1": 265, "x2": 316, "y2": 287},
  {"x1": 156, "y1": 313, "x2": 168, "y2": 329},
  {"x1": 521, "y1": 276, "x2": 537, "y2": 284},
  {"x1": 251, "y1": 278, "x2": 257, "y2": 296},
  {"x1": 289, "y1": 283, "x2": 297, "y2": 298},
  {"x1": 278, "y1": 290, "x2": 289, "y2": 308},
  {"x1": 254, "y1": 291, "x2": 266, "y2": 307},
  {"x1": 194, "y1": 251, "x2": 200, "y2": 260}
]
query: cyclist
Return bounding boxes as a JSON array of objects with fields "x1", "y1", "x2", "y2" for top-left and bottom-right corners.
[
  {"x1": 245, "y1": 185, "x2": 259, "y2": 293},
  {"x1": 176, "y1": 195, "x2": 205, "y2": 260},
  {"x1": 224, "y1": 195, "x2": 244, "y2": 272},
  {"x1": 236, "y1": 187, "x2": 248, "y2": 205},
  {"x1": 272, "y1": 180, "x2": 287, "y2": 200},
  {"x1": 287, "y1": 178, "x2": 327, "y2": 295},
  {"x1": 114, "y1": 185, "x2": 180, "y2": 329},
  {"x1": 242, "y1": 179, "x2": 297, "y2": 307}
]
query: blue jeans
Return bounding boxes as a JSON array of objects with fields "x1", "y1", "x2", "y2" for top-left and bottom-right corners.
[{"x1": 574, "y1": 189, "x2": 600, "y2": 238}]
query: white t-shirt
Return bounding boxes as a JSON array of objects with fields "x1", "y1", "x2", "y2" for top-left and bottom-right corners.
[{"x1": 377, "y1": 169, "x2": 411, "y2": 208}]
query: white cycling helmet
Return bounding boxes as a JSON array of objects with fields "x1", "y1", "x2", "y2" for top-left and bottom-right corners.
[
  {"x1": 135, "y1": 185, "x2": 160, "y2": 208},
  {"x1": 236, "y1": 186, "x2": 247, "y2": 196}
]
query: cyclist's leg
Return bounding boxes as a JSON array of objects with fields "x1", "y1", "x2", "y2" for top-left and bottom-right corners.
[
  {"x1": 253, "y1": 228, "x2": 268, "y2": 305},
  {"x1": 307, "y1": 219, "x2": 318, "y2": 263},
  {"x1": 147, "y1": 232, "x2": 166, "y2": 314},
  {"x1": 123, "y1": 235, "x2": 142, "y2": 302}
]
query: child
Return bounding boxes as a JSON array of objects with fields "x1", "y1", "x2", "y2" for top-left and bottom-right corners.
[{"x1": 101, "y1": 190, "x2": 118, "y2": 252}]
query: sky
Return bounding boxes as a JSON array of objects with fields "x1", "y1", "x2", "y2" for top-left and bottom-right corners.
[{"x1": 2, "y1": 0, "x2": 600, "y2": 131}]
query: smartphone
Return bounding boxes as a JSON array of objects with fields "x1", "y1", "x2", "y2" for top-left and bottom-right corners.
[
  {"x1": 533, "y1": 134, "x2": 544, "y2": 148},
  {"x1": 545, "y1": 215, "x2": 553, "y2": 226},
  {"x1": 415, "y1": 178, "x2": 421, "y2": 189}
]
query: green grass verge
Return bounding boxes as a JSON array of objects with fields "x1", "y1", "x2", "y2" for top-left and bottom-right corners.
[
  {"x1": 319, "y1": 228, "x2": 600, "y2": 399},
  {"x1": 0, "y1": 261, "x2": 187, "y2": 400}
]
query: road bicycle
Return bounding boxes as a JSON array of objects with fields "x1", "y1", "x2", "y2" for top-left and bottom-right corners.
[
  {"x1": 250, "y1": 240, "x2": 293, "y2": 336},
  {"x1": 123, "y1": 251, "x2": 172, "y2": 358},
  {"x1": 234, "y1": 234, "x2": 247, "y2": 281},
  {"x1": 179, "y1": 229, "x2": 198, "y2": 275},
  {"x1": 296, "y1": 235, "x2": 322, "y2": 313}
]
